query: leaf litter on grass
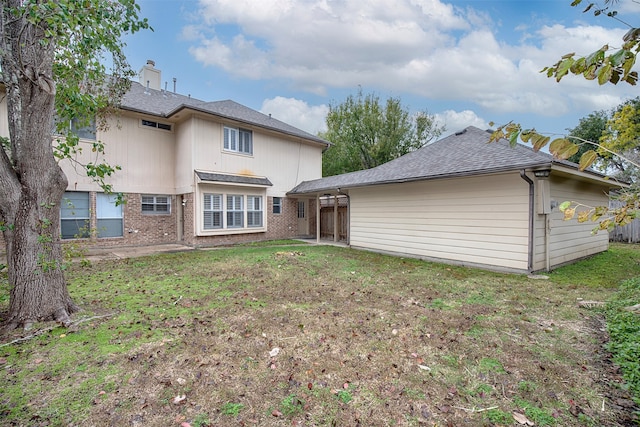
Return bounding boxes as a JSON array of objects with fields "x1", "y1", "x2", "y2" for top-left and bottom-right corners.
[{"x1": 0, "y1": 244, "x2": 638, "y2": 426}]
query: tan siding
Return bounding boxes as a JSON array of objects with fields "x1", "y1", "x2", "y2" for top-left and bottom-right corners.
[
  {"x1": 187, "y1": 117, "x2": 323, "y2": 197},
  {"x1": 349, "y1": 173, "x2": 530, "y2": 271},
  {"x1": 58, "y1": 114, "x2": 177, "y2": 194},
  {"x1": 175, "y1": 118, "x2": 195, "y2": 194},
  {"x1": 532, "y1": 174, "x2": 610, "y2": 270},
  {"x1": 0, "y1": 96, "x2": 8, "y2": 137}
]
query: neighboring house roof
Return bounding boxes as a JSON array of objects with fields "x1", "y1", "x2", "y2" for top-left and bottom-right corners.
[
  {"x1": 289, "y1": 125, "x2": 612, "y2": 195},
  {"x1": 119, "y1": 81, "x2": 329, "y2": 146},
  {"x1": 196, "y1": 171, "x2": 273, "y2": 187}
]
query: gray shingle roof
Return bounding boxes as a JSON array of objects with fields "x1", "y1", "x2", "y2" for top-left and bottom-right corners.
[
  {"x1": 196, "y1": 171, "x2": 273, "y2": 187},
  {"x1": 288, "y1": 126, "x2": 600, "y2": 195},
  {"x1": 119, "y1": 82, "x2": 329, "y2": 146}
]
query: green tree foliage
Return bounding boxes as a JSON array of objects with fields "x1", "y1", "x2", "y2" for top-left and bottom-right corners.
[
  {"x1": 320, "y1": 89, "x2": 444, "y2": 176},
  {"x1": 543, "y1": 0, "x2": 639, "y2": 86},
  {"x1": 566, "y1": 110, "x2": 609, "y2": 164},
  {"x1": 492, "y1": 1, "x2": 640, "y2": 232},
  {"x1": 0, "y1": 0, "x2": 149, "y2": 330},
  {"x1": 599, "y1": 98, "x2": 640, "y2": 182}
]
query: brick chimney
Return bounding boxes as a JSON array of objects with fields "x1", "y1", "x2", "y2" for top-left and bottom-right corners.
[{"x1": 139, "y1": 60, "x2": 161, "y2": 91}]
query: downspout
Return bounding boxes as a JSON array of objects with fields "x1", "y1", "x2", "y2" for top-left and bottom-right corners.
[
  {"x1": 337, "y1": 188, "x2": 350, "y2": 245},
  {"x1": 520, "y1": 170, "x2": 534, "y2": 272}
]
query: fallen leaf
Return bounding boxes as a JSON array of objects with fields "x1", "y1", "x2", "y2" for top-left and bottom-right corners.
[
  {"x1": 272, "y1": 410, "x2": 283, "y2": 417},
  {"x1": 173, "y1": 395, "x2": 186, "y2": 404},
  {"x1": 437, "y1": 405, "x2": 450, "y2": 413},
  {"x1": 269, "y1": 347, "x2": 280, "y2": 357},
  {"x1": 418, "y1": 365, "x2": 431, "y2": 371},
  {"x1": 181, "y1": 423, "x2": 192, "y2": 427},
  {"x1": 513, "y1": 412, "x2": 533, "y2": 425}
]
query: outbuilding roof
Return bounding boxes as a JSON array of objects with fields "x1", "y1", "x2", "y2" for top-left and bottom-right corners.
[
  {"x1": 119, "y1": 81, "x2": 329, "y2": 146},
  {"x1": 288, "y1": 126, "x2": 610, "y2": 195}
]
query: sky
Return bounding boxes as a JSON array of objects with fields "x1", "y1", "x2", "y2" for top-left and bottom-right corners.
[{"x1": 122, "y1": 0, "x2": 640, "y2": 139}]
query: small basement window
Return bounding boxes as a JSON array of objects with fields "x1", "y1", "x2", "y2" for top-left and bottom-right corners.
[{"x1": 141, "y1": 119, "x2": 172, "y2": 131}]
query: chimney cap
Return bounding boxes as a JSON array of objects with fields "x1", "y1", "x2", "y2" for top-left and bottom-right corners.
[{"x1": 146, "y1": 59, "x2": 155, "y2": 67}]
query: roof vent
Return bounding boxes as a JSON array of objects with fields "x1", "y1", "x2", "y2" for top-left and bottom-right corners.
[{"x1": 454, "y1": 129, "x2": 467, "y2": 136}]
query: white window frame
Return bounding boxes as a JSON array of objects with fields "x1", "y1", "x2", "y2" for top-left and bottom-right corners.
[
  {"x1": 142, "y1": 195, "x2": 171, "y2": 215},
  {"x1": 226, "y1": 194, "x2": 244, "y2": 228},
  {"x1": 60, "y1": 191, "x2": 90, "y2": 239},
  {"x1": 96, "y1": 193, "x2": 123, "y2": 238},
  {"x1": 203, "y1": 194, "x2": 223, "y2": 230},
  {"x1": 199, "y1": 191, "x2": 265, "y2": 234},
  {"x1": 141, "y1": 119, "x2": 172, "y2": 131},
  {"x1": 223, "y1": 126, "x2": 253, "y2": 155},
  {"x1": 247, "y1": 195, "x2": 263, "y2": 227}
]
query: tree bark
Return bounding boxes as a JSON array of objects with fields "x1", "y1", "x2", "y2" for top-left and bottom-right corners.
[{"x1": 1, "y1": 1, "x2": 79, "y2": 330}]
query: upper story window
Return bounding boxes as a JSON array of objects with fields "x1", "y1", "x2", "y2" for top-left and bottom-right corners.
[
  {"x1": 141, "y1": 119, "x2": 172, "y2": 131},
  {"x1": 54, "y1": 117, "x2": 96, "y2": 140},
  {"x1": 71, "y1": 117, "x2": 96, "y2": 140},
  {"x1": 224, "y1": 126, "x2": 253, "y2": 155}
]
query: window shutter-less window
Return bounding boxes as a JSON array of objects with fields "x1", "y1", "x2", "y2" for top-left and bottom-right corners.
[{"x1": 204, "y1": 194, "x2": 222, "y2": 229}]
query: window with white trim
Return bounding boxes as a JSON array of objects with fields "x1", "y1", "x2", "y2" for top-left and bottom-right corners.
[
  {"x1": 247, "y1": 196, "x2": 263, "y2": 227},
  {"x1": 96, "y1": 193, "x2": 123, "y2": 238},
  {"x1": 203, "y1": 194, "x2": 223, "y2": 229},
  {"x1": 141, "y1": 119, "x2": 172, "y2": 131},
  {"x1": 201, "y1": 193, "x2": 264, "y2": 232},
  {"x1": 142, "y1": 195, "x2": 171, "y2": 214},
  {"x1": 61, "y1": 192, "x2": 90, "y2": 239},
  {"x1": 224, "y1": 126, "x2": 253, "y2": 155},
  {"x1": 227, "y1": 195, "x2": 244, "y2": 228}
]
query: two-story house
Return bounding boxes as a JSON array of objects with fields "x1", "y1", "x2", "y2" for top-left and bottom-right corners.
[{"x1": 1, "y1": 60, "x2": 329, "y2": 249}]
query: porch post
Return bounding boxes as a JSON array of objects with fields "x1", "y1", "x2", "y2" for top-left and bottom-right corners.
[
  {"x1": 316, "y1": 194, "x2": 320, "y2": 244},
  {"x1": 334, "y1": 195, "x2": 338, "y2": 242}
]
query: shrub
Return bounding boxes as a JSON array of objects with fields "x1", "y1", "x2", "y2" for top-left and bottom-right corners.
[{"x1": 605, "y1": 277, "x2": 640, "y2": 405}]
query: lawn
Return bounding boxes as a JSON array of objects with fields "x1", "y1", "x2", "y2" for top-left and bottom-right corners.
[{"x1": 0, "y1": 242, "x2": 639, "y2": 426}]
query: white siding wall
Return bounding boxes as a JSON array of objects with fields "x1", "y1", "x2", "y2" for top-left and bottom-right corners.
[
  {"x1": 533, "y1": 174, "x2": 610, "y2": 270},
  {"x1": 349, "y1": 173, "x2": 531, "y2": 271}
]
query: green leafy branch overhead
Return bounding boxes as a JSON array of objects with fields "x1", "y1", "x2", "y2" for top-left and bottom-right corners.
[
  {"x1": 542, "y1": 0, "x2": 639, "y2": 86},
  {"x1": 489, "y1": 122, "x2": 639, "y2": 232}
]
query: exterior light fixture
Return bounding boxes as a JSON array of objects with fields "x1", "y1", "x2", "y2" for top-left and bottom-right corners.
[{"x1": 533, "y1": 169, "x2": 551, "y2": 178}]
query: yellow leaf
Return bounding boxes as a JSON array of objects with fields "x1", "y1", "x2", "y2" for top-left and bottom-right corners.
[
  {"x1": 549, "y1": 138, "x2": 579, "y2": 160},
  {"x1": 564, "y1": 208, "x2": 576, "y2": 220},
  {"x1": 531, "y1": 134, "x2": 550, "y2": 152},
  {"x1": 577, "y1": 211, "x2": 589, "y2": 223},
  {"x1": 578, "y1": 150, "x2": 598, "y2": 170}
]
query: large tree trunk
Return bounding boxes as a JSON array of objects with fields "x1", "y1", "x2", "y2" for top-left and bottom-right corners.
[{"x1": 0, "y1": 1, "x2": 79, "y2": 330}]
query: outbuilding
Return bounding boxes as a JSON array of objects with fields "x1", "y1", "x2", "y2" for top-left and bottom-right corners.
[{"x1": 289, "y1": 126, "x2": 622, "y2": 272}]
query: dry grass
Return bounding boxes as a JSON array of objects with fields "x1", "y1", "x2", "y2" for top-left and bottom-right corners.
[{"x1": 1, "y1": 243, "x2": 639, "y2": 426}]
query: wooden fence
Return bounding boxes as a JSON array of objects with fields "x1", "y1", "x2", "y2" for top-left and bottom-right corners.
[
  {"x1": 320, "y1": 206, "x2": 348, "y2": 241},
  {"x1": 610, "y1": 219, "x2": 640, "y2": 243},
  {"x1": 609, "y1": 199, "x2": 640, "y2": 243}
]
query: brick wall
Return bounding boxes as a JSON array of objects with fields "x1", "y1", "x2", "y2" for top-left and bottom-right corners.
[{"x1": 0, "y1": 194, "x2": 318, "y2": 257}]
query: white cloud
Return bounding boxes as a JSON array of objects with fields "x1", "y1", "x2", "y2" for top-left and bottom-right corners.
[
  {"x1": 260, "y1": 96, "x2": 329, "y2": 135},
  {"x1": 187, "y1": 0, "x2": 637, "y2": 122},
  {"x1": 435, "y1": 110, "x2": 489, "y2": 136}
]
